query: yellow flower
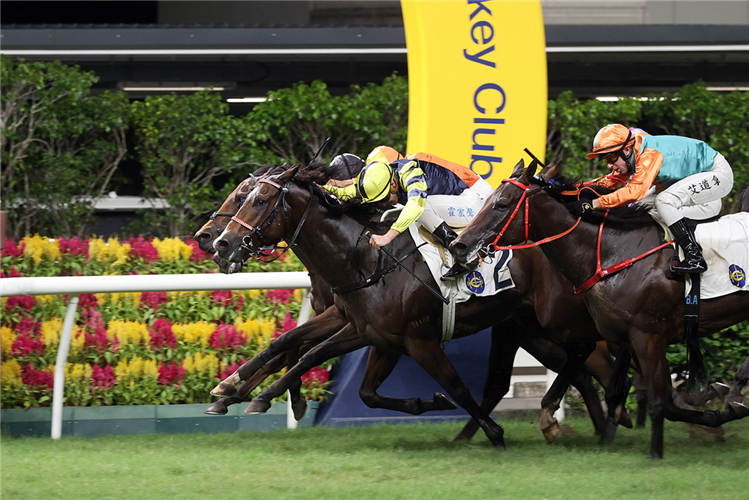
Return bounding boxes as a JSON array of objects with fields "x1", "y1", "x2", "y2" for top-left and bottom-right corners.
[
  {"x1": 22, "y1": 234, "x2": 61, "y2": 264},
  {"x1": 40, "y1": 318, "x2": 63, "y2": 347},
  {"x1": 1, "y1": 359, "x2": 22, "y2": 389},
  {"x1": 88, "y1": 236, "x2": 109, "y2": 262},
  {"x1": 294, "y1": 289, "x2": 304, "y2": 303},
  {"x1": 107, "y1": 320, "x2": 150, "y2": 346},
  {"x1": 235, "y1": 317, "x2": 276, "y2": 346},
  {"x1": 111, "y1": 242, "x2": 132, "y2": 269},
  {"x1": 1, "y1": 326, "x2": 17, "y2": 357},
  {"x1": 152, "y1": 237, "x2": 192, "y2": 261},
  {"x1": 114, "y1": 359, "x2": 129, "y2": 381},
  {"x1": 36, "y1": 294, "x2": 56, "y2": 304},
  {"x1": 172, "y1": 322, "x2": 215, "y2": 348},
  {"x1": 65, "y1": 363, "x2": 92, "y2": 381},
  {"x1": 259, "y1": 317, "x2": 276, "y2": 345},
  {"x1": 143, "y1": 358, "x2": 158, "y2": 379},
  {"x1": 183, "y1": 352, "x2": 219, "y2": 376}
]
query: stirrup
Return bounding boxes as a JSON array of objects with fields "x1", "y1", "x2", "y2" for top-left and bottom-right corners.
[
  {"x1": 441, "y1": 262, "x2": 470, "y2": 281},
  {"x1": 670, "y1": 259, "x2": 707, "y2": 274}
]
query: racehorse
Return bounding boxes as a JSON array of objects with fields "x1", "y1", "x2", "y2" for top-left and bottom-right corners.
[
  {"x1": 449, "y1": 159, "x2": 749, "y2": 458},
  {"x1": 195, "y1": 163, "x2": 632, "y2": 440},
  {"x1": 211, "y1": 161, "x2": 636, "y2": 446}
]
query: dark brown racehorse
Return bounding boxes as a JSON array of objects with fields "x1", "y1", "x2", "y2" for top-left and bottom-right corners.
[
  {"x1": 196, "y1": 164, "x2": 630, "y2": 440},
  {"x1": 212, "y1": 161, "x2": 638, "y2": 446},
  {"x1": 450, "y1": 159, "x2": 749, "y2": 458}
]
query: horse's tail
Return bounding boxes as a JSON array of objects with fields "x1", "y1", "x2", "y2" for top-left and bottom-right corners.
[
  {"x1": 685, "y1": 315, "x2": 708, "y2": 393},
  {"x1": 739, "y1": 188, "x2": 749, "y2": 212}
]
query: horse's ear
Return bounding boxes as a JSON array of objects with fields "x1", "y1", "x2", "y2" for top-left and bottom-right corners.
[
  {"x1": 540, "y1": 163, "x2": 561, "y2": 182},
  {"x1": 519, "y1": 158, "x2": 538, "y2": 183},
  {"x1": 276, "y1": 165, "x2": 300, "y2": 183},
  {"x1": 511, "y1": 158, "x2": 525, "y2": 178}
]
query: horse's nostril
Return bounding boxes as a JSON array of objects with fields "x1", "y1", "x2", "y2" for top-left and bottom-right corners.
[
  {"x1": 215, "y1": 239, "x2": 228, "y2": 250},
  {"x1": 196, "y1": 232, "x2": 209, "y2": 242}
]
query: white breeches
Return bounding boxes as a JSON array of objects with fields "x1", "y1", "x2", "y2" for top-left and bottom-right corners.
[
  {"x1": 655, "y1": 153, "x2": 734, "y2": 225},
  {"x1": 418, "y1": 178, "x2": 495, "y2": 231}
]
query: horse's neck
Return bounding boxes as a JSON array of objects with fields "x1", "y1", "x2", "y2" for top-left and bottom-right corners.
[
  {"x1": 287, "y1": 193, "x2": 399, "y2": 288},
  {"x1": 530, "y1": 197, "x2": 660, "y2": 288}
]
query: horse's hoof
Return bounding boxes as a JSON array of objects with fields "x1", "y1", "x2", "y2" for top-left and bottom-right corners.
[
  {"x1": 244, "y1": 399, "x2": 272, "y2": 415},
  {"x1": 711, "y1": 382, "x2": 730, "y2": 396},
  {"x1": 292, "y1": 399, "x2": 308, "y2": 421},
  {"x1": 204, "y1": 401, "x2": 229, "y2": 415},
  {"x1": 599, "y1": 421, "x2": 618, "y2": 444},
  {"x1": 433, "y1": 393, "x2": 457, "y2": 410},
  {"x1": 618, "y1": 410, "x2": 634, "y2": 429},
  {"x1": 542, "y1": 421, "x2": 560, "y2": 443},
  {"x1": 211, "y1": 372, "x2": 240, "y2": 397},
  {"x1": 727, "y1": 401, "x2": 749, "y2": 418},
  {"x1": 726, "y1": 395, "x2": 746, "y2": 407}
]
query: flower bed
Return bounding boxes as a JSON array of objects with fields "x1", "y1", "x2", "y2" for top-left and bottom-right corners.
[{"x1": 0, "y1": 235, "x2": 332, "y2": 410}]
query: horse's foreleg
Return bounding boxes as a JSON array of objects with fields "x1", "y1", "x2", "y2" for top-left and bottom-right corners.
[
  {"x1": 211, "y1": 305, "x2": 348, "y2": 396},
  {"x1": 358, "y1": 347, "x2": 457, "y2": 414},
  {"x1": 600, "y1": 348, "x2": 632, "y2": 444},
  {"x1": 404, "y1": 337, "x2": 505, "y2": 448},
  {"x1": 245, "y1": 325, "x2": 367, "y2": 414},
  {"x1": 631, "y1": 330, "x2": 669, "y2": 459},
  {"x1": 632, "y1": 372, "x2": 648, "y2": 428},
  {"x1": 204, "y1": 351, "x2": 289, "y2": 415},
  {"x1": 454, "y1": 323, "x2": 518, "y2": 442}
]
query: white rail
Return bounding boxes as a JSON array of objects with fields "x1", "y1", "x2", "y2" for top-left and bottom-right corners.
[{"x1": 0, "y1": 272, "x2": 312, "y2": 439}]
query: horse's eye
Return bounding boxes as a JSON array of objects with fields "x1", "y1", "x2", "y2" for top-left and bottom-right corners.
[
  {"x1": 236, "y1": 196, "x2": 246, "y2": 206},
  {"x1": 493, "y1": 201, "x2": 508, "y2": 210},
  {"x1": 254, "y1": 198, "x2": 267, "y2": 208}
]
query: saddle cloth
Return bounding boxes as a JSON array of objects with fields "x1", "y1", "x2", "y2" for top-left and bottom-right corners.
[
  {"x1": 656, "y1": 212, "x2": 749, "y2": 299},
  {"x1": 693, "y1": 213, "x2": 749, "y2": 299},
  {"x1": 406, "y1": 223, "x2": 515, "y2": 341}
]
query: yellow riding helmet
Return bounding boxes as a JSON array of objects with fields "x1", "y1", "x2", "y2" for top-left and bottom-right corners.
[
  {"x1": 357, "y1": 161, "x2": 394, "y2": 203},
  {"x1": 586, "y1": 123, "x2": 635, "y2": 158}
]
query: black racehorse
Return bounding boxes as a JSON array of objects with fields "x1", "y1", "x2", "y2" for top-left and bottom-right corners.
[
  {"x1": 211, "y1": 161, "x2": 639, "y2": 446},
  {"x1": 449, "y1": 159, "x2": 749, "y2": 458}
]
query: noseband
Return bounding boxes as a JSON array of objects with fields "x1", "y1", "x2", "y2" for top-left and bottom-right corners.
[{"x1": 230, "y1": 178, "x2": 314, "y2": 260}]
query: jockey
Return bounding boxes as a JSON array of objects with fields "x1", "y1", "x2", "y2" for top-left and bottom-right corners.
[
  {"x1": 322, "y1": 145, "x2": 494, "y2": 280},
  {"x1": 568, "y1": 123, "x2": 734, "y2": 274}
]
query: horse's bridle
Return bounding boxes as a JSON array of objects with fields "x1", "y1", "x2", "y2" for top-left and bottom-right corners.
[
  {"x1": 209, "y1": 174, "x2": 257, "y2": 233},
  {"x1": 230, "y1": 178, "x2": 314, "y2": 261},
  {"x1": 481, "y1": 176, "x2": 581, "y2": 256}
]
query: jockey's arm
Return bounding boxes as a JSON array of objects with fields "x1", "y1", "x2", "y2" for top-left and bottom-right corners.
[
  {"x1": 320, "y1": 181, "x2": 357, "y2": 201},
  {"x1": 595, "y1": 150, "x2": 662, "y2": 210}
]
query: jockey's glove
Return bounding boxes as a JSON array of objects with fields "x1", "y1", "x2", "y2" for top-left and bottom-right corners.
[{"x1": 565, "y1": 199, "x2": 594, "y2": 218}]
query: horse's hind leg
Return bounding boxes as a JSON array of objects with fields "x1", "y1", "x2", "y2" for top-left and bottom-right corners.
[
  {"x1": 404, "y1": 336, "x2": 505, "y2": 448},
  {"x1": 245, "y1": 325, "x2": 367, "y2": 414},
  {"x1": 454, "y1": 323, "x2": 519, "y2": 442},
  {"x1": 359, "y1": 347, "x2": 457, "y2": 414}
]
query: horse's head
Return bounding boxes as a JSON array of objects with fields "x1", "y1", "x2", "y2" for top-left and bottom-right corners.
[
  {"x1": 193, "y1": 176, "x2": 256, "y2": 254},
  {"x1": 450, "y1": 158, "x2": 560, "y2": 265},
  {"x1": 214, "y1": 165, "x2": 301, "y2": 268}
]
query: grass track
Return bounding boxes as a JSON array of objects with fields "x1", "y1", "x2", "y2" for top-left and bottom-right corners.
[{"x1": 2, "y1": 416, "x2": 748, "y2": 500}]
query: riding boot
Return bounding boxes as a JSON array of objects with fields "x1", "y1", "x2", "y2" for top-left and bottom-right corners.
[
  {"x1": 430, "y1": 222, "x2": 471, "y2": 281},
  {"x1": 431, "y1": 221, "x2": 458, "y2": 248},
  {"x1": 668, "y1": 219, "x2": 707, "y2": 274}
]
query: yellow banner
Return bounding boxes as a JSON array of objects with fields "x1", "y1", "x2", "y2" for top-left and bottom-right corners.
[{"x1": 402, "y1": 0, "x2": 547, "y2": 188}]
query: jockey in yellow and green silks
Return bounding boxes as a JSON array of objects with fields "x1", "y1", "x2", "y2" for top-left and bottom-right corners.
[{"x1": 322, "y1": 146, "x2": 494, "y2": 280}]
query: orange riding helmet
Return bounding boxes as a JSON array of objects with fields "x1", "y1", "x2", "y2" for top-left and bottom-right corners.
[{"x1": 586, "y1": 123, "x2": 636, "y2": 159}]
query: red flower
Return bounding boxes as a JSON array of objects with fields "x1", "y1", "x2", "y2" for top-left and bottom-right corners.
[
  {"x1": 141, "y1": 292, "x2": 168, "y2": 310},
  {"x1": 90, "y1": 365, "x2": 116, "y2": 389},
  {"x1": 14, "y1": 318, "x2": 37, "y2": 335},
  {"x1": 0, "y1": 239, "x2": 24, "y2": 258},
  {"x1": 302, "y1": 366, "x2": 330, "y2": 386},
  {"x1": 58, "y1": 236, "x2": 89, "y2": 257},
  {"x1": 186, "y1": 238, "x2": 210, "y2": 262},
  {"x1": 266, "y1": 289, "x2": 294, "y2": 304},
  {"x1": 158, "y1": 362, "x2": 185, "y2": 386},
  {"x1": 78, "y1": 293, "x2": 99, "y2": 309},
  {"x1": 21, "y1": 365, "x2": 54, "y2": 389},
  {"x1": 0, "y1": 267, "x2": 23, "y2": 278},
  {"x1": 211, "y1": 290, "x2": 233, "y2": 307},
  {"x1": 84, "y1": 326, "x2": 110, "y2": 352},
  {"x1": 81, "y1": 307, "x2": 105, "y2": 332},
  {"x1": 127, "y1": 236, "x2": 158, "y2": 262},
  {"x1": 12, "y1": 333, "x2": 45, "y2": 357},
  {"x1": 149, "y1": 319, "x2": 177, "y2": 349},
  {"x1": 209, "y1": 324, "x2": 247, "y2": 350},
  {"x1": 5, "y1": 295, "x2": 36, "y2": 312},
  {"x1": 235, "y1": 295, "x2": 244, "y2": 310}
]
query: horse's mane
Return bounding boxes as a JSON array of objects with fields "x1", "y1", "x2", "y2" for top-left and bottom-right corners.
[
  {"x1": 271, "y1": 160, "x2": 392, "y2": 229},
  {"x1": 540, "y1": 173, "x2": 655, "y2": 225}
]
